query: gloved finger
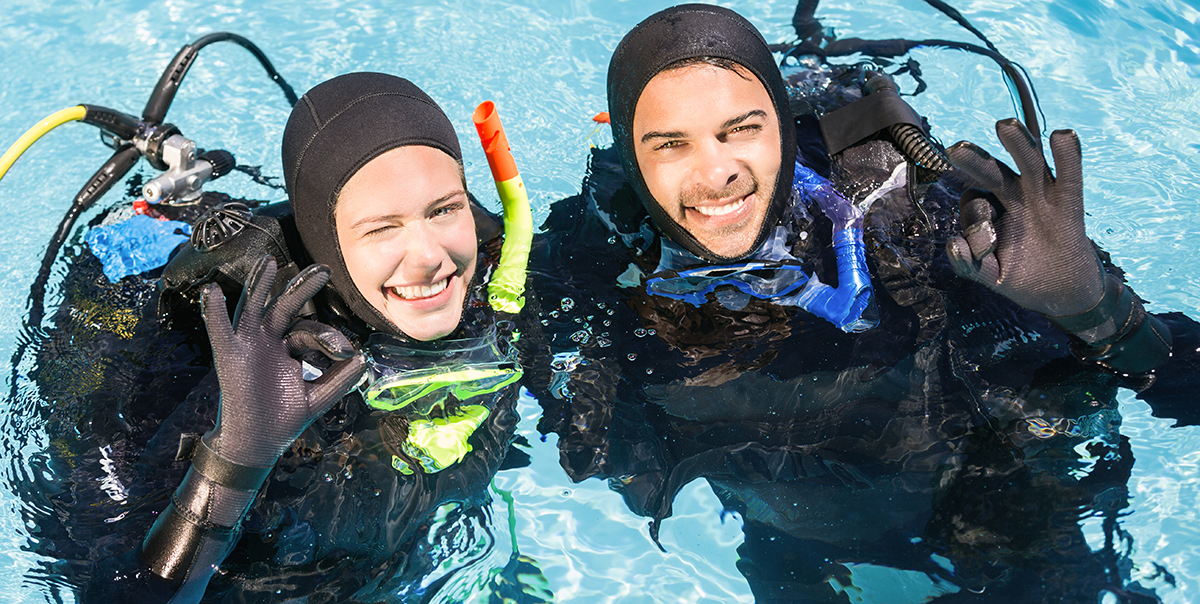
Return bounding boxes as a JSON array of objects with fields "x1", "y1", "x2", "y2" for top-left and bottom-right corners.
[
  {"x1": 946, "y1": 237, "x2": 1001, "y2": 286},
  {"x1": 200, "y1": 283, "x2": 236, "y2": 353},
  {"x1": 285, "y1": 319, "x2": 356, "y2": 361},
  {"x1": 958, "y1": 189, "x2": 999, "y2": 262},
  {"x1": 231, "y1": 256, "x2": 277, "y2": 333},
  {"x1": 264, "y1": 264, "x2": 331, "y2": 339},
  {"x1": 946, "y1": 236, "x2": 980, "y2": 277},
  {"x1": 946, "y1": 140, "x2": 1016, "y2": 198},
  {"x1": 1048, "y1": 129, "x2": 1084, "y2": 207},
  {"x1": 993, "y1": 118, "x2": 1051, "y2": 188},
  {"x1": 304, "y1": 354, "x2": 367, "y2": 418}
]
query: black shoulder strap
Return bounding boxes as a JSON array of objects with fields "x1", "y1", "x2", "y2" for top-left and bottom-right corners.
[{"x1": 818, "y1": 87, "x2": 924, "y2": 156}]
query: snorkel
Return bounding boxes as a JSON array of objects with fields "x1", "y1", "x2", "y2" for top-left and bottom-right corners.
[{"x1": 472, "y1": 101, "x2": 532, "y2": 315}]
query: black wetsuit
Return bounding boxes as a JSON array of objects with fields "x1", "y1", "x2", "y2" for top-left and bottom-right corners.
[
  {"x1": 16, "y1": 202, "x2": 525, "y2": 603},
  {"x1": 517, "y1": 87, "x2": 1200, "y2": 603}
]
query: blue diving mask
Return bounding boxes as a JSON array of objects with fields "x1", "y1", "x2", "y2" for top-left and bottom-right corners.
[
  {"x1": 362, "y1": 325, "x2": 522, "y2": 474},
  {"x1": 647, "y1": 260, "x2": 810, "y2": 305}
]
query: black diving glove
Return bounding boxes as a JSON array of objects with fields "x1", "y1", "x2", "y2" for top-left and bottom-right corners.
[
  {"x1": 141, "y1": 256, "x2": 365, "y2": 601},
  {"x1": 945, "y1": 118, "x2": 1170, "y2": 374}
]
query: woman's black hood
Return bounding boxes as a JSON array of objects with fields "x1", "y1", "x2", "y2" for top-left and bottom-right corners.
[
  {"x1": 606, "y1": 4, "x2": 796, "y2": 263},
  {"x1": 281, "y1": 72, "x2": 463, "y2": 336}
]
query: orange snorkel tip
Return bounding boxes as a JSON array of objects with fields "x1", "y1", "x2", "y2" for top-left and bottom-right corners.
[{"x1": 472, "y1": 101, "x2": 519, "y2": 183}]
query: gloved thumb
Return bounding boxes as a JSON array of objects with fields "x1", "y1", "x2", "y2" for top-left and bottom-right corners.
[{"x1": 306, "y1": 354, "x2": 367, "y2": 417}]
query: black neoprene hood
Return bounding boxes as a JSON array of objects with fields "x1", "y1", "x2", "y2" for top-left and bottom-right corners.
[
  {"x1": 282, "y1": 72, "x2": 463, "y2": 336},
  {"x1": 607, "y1": 4, "x2": 796, "y2": 263}
]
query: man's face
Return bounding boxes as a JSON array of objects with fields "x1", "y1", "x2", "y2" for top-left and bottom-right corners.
[
  {"x1": 632, "y1": 63, "x2": 782, "y2": 259},
  {"x1": 335, "y1": 145, "x2": 477, "y2": 341}
]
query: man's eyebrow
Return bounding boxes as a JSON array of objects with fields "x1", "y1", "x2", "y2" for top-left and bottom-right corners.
[
  {"x1": 639, "y1": 109, "x2": 769, "y2": 145},
  {"x1": 640, "y1": 129, "x2": 688, "y2": 145},
  {"x1": 722, "y1": 109, "x2": 768, "y2": 130}
]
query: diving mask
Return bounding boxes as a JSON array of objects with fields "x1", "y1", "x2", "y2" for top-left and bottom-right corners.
[
  {"x1": 363, "y1": 325, "x2": 522, "y2": 474},
  {"x1": 646, "y1": 260, "x2": 810, "y2": 306}
]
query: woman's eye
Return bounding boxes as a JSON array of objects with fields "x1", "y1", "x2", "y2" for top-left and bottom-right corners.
[{"x1": 432, "y1": 202, "x2": 465, "y2": 218}]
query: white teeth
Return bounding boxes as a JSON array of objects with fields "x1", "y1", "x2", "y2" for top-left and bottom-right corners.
[
  {"x1": 694, "y1": 198, "x2": 744, "y2": 217},
  {"x1": 392, "y1": 277, "x2": 449, "y2": 300}
]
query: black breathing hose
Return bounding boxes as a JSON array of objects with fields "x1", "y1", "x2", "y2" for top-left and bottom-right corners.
[{"x1": 23, "y1": 33, "x2": 298, "y2": 329}]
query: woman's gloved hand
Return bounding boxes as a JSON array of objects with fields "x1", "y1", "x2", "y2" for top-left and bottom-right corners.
[
  {"x1": 202, "y1": 255, "x2": 366, "y2": 468},
  {"x1": 944, "y1": 118, "x2": 1105, "y2": 318},
  {"x1": 142, "y1": 256, "x2": 366, "y2": 592}
]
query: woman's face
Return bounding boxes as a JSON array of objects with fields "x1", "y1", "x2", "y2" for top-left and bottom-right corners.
[{"x1": 335, "y1": 145, "x2": 477, "y2": 341}]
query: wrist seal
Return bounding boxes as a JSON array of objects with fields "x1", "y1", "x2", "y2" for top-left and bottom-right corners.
[
  {"x1": 1048, "y1": 273, "x2": 1172, "y2": 374},
  {"x1": 141, "y1": 435, "x2": 274, "y2": 581}
]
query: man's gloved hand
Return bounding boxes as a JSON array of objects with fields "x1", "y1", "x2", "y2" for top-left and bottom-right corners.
[
  {"x1": 945, "y1": 118, "x2": 1171, "y2": 374},
  {"x1": 945, "y1": 117, "x2": 1105, "y2": 318},
  {"x1": 202, "y1": 255, "x2": 366, "y2": 468}
]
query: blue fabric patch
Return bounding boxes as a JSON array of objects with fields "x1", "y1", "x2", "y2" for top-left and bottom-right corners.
[{"x1": 85, "y1": 214, "x2": 192, "y2": 282}]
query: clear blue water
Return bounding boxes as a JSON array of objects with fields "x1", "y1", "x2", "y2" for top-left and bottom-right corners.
[{"x1": 1, "y1": 0, "x2": 1198, "y2": 602}]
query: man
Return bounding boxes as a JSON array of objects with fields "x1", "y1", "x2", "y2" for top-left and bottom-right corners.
[{"x1": 521, "y1": 4, "x2": 1197, "y2": 602}]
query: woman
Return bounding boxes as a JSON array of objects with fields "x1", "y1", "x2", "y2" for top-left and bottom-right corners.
[{"x1": 73, "y1": 72, "x2": 527, "y2": 602}]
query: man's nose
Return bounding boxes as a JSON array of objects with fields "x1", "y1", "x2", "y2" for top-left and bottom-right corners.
[{"x1": 693, "y1": 138, "x2": 740, "y2": 192}]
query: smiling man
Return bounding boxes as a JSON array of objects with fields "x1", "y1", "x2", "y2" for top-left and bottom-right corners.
[
  {"x1": 631, "y1": 60, "x2": 782, "y2": 259},
  {"x1": 521, "y1": 3, "x2": 1198, "y2": 602},
  {"x1": 609, "y1": 8, "x2": 796, "y2": 265}
]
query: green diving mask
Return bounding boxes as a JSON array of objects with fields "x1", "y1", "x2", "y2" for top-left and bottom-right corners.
[{"x1": 362, "y1": 325, "x2": 522, "y2": 474}]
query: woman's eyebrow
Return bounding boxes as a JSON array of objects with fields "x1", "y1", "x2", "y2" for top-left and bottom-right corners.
[{"x1": 348, "y1": 190, "x2": 467, "y2": 230}]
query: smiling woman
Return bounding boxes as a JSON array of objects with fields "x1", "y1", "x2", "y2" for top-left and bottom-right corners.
[
  {"x1": 22, "y1": 71, "x2": 531, "y2": 603},
  {"x1": 335, "y1": 145, "x2": 479, "y2": 341}
]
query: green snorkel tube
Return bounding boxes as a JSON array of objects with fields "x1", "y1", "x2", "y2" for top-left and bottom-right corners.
[
  {"x1": 473, "y1": 100, "x2": 532, "y2": 315},
  {"x1": 367, "y1": 101, "x2": 532, "y2": 475}
]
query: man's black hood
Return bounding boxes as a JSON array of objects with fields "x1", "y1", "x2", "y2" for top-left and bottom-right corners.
[
  {"x1": 607, "y1": 4, "x2": 796, "y2": 263},
  {"x1": 281, "y1": 72, "x2": 463, "y2": 336}
]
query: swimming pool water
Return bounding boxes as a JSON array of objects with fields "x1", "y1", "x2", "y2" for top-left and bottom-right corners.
[{"x1": 1, "y1": 0, "x2": 1197, "y2": 602}]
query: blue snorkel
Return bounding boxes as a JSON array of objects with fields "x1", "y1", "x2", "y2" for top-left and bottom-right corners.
[
  {"x1": 789, "y1": 160, "x2": 875, "y2": 332},
  {"x1": 645, "y1": 156, "x2": 877, "y2": 333}
]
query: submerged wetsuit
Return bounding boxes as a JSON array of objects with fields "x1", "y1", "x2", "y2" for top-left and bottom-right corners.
[
  {"x1": 516, "y1": 15, "x2": 1200, "y2": 602},
  {"x1": 17, "y1": 73, "x2": 530, "y2": 603},
  {"x1": 17, "y1": 202, "x2": 524, "y2": 603}
]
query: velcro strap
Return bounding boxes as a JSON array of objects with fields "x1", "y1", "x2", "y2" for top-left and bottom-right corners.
[
  {"x1": 819, "y1": 89, "x2": 924, "y2": 156},
  {"x1": 190, "y1": 438, "x2": 274, "y2": 492},
  {"x1": 1047, "y1": 274, "x2": 1132, "y2": 344}
]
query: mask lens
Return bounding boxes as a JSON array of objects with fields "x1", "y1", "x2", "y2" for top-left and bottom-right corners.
[
  {"x1": 647, "y1": 262, "x2": 809, "y2": 301},
  {"x1": 365, "y1": 362, "x2": 521, "y2": 413}
]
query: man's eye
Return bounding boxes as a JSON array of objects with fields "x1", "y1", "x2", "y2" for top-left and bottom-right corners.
[
  {"x1": 730, "y1": 124, "x2": 762, "y2": 135},
  {"x1": 655, "y1": 140, "x2": 684, "y2": 151}
]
